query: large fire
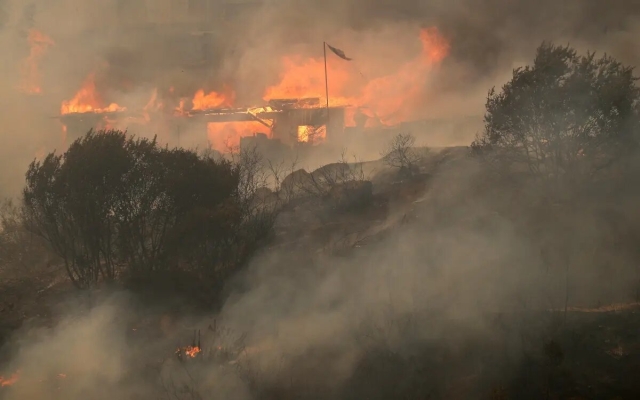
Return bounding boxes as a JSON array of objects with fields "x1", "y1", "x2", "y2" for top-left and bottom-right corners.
[
  {"x1": 264, "y1": 27, "x2": 450, "y2": 126},
  {"x1": 19, "y1": 29, "x2": 54, "y2": 94},
  {"x1": 58, "y1": 27, "x2": 449, "y2": 148},
  {"x1": 60, "y1": 73, "x2": 126, "y2": 115},
  {"x1": 263, "y1": 57, "x2": 352, "y2": 106},
  {"x1": 192, "y1": 88, "x2": 234, "y2": 110},
  {"x1": 207, "y1": 121, "x2": 269, "y2": 152}
]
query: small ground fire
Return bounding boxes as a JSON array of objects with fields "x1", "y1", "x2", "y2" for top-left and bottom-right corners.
[
  {"x1": 176, "y1": 330, "x2": 202, "y2": 360},
  {"x1": 184, "y1": 345, "x2": 202, "y2": 358}
]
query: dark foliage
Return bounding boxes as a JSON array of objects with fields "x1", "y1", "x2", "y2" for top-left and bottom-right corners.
[
  {"x1": 472, "y1": 42, "x2": 640, "y2": 191},
  {"x1": 22, "y1": 130, "x2": 265, "y2": 296}
]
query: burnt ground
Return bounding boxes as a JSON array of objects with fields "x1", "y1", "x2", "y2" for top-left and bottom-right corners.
[
  {"x1": 2, "y1": 147, "x2": 640, "y2": 399},
  {"x1": 0, "y1": 267, "x2": 70, "y2": 353},
  {"x1": 521, "y1": 307, "x2": 640, "y2": 400}
]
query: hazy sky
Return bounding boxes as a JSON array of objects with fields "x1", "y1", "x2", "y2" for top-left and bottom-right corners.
[{"x1": 1, "y1": 0, "x2": 640, "y2": 196}]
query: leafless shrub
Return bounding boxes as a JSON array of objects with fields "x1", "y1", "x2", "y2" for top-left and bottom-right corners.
[
  {"x1": 381, "y1": 133, "x2": 421, "y2": 176},
  {"x1": 265, "y1": 154, "x2": 300, "y2": 205}
]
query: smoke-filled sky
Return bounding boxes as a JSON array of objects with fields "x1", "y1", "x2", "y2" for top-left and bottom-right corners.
[{"x1": 1, "y1": 0, "x2": 640, "y2": 196}]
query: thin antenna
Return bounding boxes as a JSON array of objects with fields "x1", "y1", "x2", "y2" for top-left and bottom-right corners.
[{"x1": 323, "y1": 41, "x2": 331, "y2": 137}]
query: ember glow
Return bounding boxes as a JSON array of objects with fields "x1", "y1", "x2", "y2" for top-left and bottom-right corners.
[
  {"x1": 185, "y1": 346, "x2": 201, "y2": 358},
  {"x1": 19, "y1": 29, "x2": 55, "y2": 94},
  {"x1": 0, "y1": 370, "x2": 19, "y2": 387},
  {"x1": 60, "y1": 73, "x2": 126, "y2": 115},
  {"x1": 297, "y1": 125, "x2": 326, "y2": 144},
  {"x1": 176, "y1": 345, "x2": 201, "y2": 358},
  {"x1": 297, "y1": 125, "x2": 311, "y2": 142}
]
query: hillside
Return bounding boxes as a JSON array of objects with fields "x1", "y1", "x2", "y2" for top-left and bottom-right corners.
[{"x1": 2, "y1": 145, "x2": 640, "y2": 399}]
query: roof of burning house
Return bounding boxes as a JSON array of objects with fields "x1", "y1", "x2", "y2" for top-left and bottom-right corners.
[{"x1": 56, "y1": 98, "x2": 349, "y2": 128}]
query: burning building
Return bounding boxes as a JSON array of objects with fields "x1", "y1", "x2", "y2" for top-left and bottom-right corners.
[
  {"x1": 193, "y1": 98, "x2": 345, "y2": 145},
  {"x1": 52, "y1": 17, "x2": 470, "y2": 155},
  {"x1": 59, "y1": 96, "x2": 347, "y2": 152}
]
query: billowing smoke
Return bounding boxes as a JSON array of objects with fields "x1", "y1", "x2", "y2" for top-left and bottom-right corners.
[
  {"x1": 2, "y1": 0, "x2": 640, "y2": 195},
  {"x1": 1, "y1": 2, "x2": 640, "y2": 397}
]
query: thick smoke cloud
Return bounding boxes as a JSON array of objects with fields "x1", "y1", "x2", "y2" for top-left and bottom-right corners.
[
  {"x1": 2, "y1": 0, "x2": 640, "y2": 195},
  {"x1": 2, "y1": 297, "x2": 131, "y2": 400}
]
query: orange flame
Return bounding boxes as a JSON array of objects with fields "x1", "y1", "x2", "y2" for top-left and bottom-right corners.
[
  {"x1": 263, "y1": 56, "x2": 352, "y2": 107},
  {"x1": 56, "y1": 27, "x2": 448, "y2": 148},
  {"x1": 0, "y1": 371, "x2": 19, "y2": 387},
  {"x1": 296, "y1": 125, "x2": 326, "y2": 144},
  {"x1": 19, "y1": 29, "x2": 54, "y2": 94},
  {"x1": 185, "y1": 346, "x2": 201, "y2": 357},
  {"x1": 60, "y1": 73, "x2": 126, "y2": 115},
  {"x1": 207, "y1": 121, "x2": 269, "y2": 153},
  {"x1": 297, "y1": 125, "x2": 311, "y2": 143},
  {"x1": 356, "y1": 27, "x2": 450, "y2": 125},
  {"x1": 419, "y1": 27, "x2": 450, "y2": 64},
  {"x1": 263, "y1": 27, "x2": 450, "y2": 126},
  {"x1": 176, "y1": 345, "x2": 201, "y2": 358},
  {"x1": 192, "y1": 88, "x2": 235, "y2": 111}
]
